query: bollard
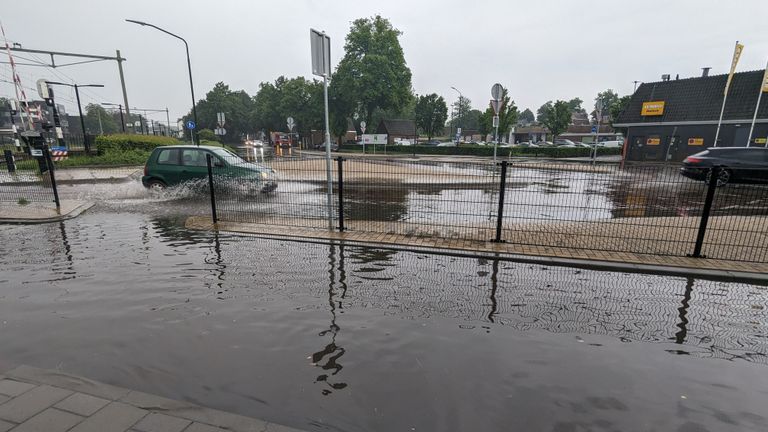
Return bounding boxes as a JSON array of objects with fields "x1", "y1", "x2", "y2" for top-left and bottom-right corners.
[
  {"x1": 42, "y1": 145, "x2": 61, "y2": 209},
  {"x1": 492, "y1": 160, "x2": 508, "y2": 243},
  {"x1": 337, "y1": 156, "x2": 345, "y2": 232},
  {"x1": 690, "y1": 165, "x2": 720, "y2": 258},
  {"x1": 206, "y1": 153, "x2": 218, "y2": 224},
  {"x1": 3, "y1": 150, "x2": 15, "y2": 173}
]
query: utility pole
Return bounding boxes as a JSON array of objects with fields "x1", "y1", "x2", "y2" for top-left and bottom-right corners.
[{"x1": 116, "y1": 50, "x2": 131, "y2": 119}]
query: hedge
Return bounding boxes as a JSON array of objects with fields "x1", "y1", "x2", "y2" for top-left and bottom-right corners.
[
  {"x1": 95, "y1": 134, "x2": 181, "y2": 154},
  {"x1": 339, "y1": 144, "x2": 622, "y2": 158}
]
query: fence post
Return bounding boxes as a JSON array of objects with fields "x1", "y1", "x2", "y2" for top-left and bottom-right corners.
[
  {"x1": 492, "y1": 160, "x2": 508, "y2": 243},
  {"x1": 206, "y1": 153, "x2": 218, "y2": 224},
  {"x1": 42, "y1": 145, "x2": 61, "y2": 210},
  {"x1": 690, "y1": 165, "x2": 720, "y2": 258},
  {"x1": 337, "y1": 156, "x2": 345, "y2": 232},
  {"x1": 3, "y1": 150, "x2": 15, "y2": 173}
]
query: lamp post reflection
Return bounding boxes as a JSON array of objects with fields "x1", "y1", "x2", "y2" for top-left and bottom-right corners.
[{"x1": 310, "y1": 243, "x2": 348, "y2": 395}]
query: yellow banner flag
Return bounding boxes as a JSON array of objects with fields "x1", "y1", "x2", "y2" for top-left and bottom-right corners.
[
  {"x1": 762, "y1": 67, "x2": 768, "y2": 93},
  {"x1": 724, "y1": 42, "x2": 744, "y2": 95}
]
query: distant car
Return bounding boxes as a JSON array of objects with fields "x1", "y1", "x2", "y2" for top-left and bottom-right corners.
[
  {"x1": 394, "y1": 138, "x2": 413, "y2": 146},
  {"x1": 436, "y1": 141, "x2": 457, "y2": 147},
  {"x1": 680, "y1": 147, "x2": 768, "y2": 186},
  {"x1": 597, "y1": 140, "x2": 624, "y2": 148},
  {"x1": 313, "y1": 143, "x2": 339, "y2": 151},
  {"x1": 425, "y1": 140, "x2": 441, "y2": 146},
  {"x1": 554, "y1": 139, "x2": 579, "y2": 147},
  {"x1": 142, "y1": 145, "x2": 277, "y2": 193},
  {"x1": 517, "y1": 141, "x2": 538, "y2": 147},
  {"x1": 535, "y1": 141, "x2": 555, "y2": 147}
]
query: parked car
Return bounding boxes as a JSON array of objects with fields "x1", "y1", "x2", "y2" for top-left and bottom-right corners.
[
  {"x1": 517, "y1": 141, "x2": 538, "y2": 147},
  {"x1": 436, "y1": 141, "x2": 457, "y2": 147},
  {"x1": 142, "y1": 145, "x2": 278, "y2": 193},
  {"x1": 425, "y1": 139, "x2": 441, "y2": 146},
  {"x1": 597, "y1": 140, "x2": 624, "y2": 148},
  {"x1": 312, "y1": 142, "x2": 340, "y2": 151},
  {"x1": 535, "y1": 141, "x2": 555, "y2": 147},
  {"x1": 394, "y1": 137, "x2": 414, "y2": 146},
  {"x1": 554, "y1": 139, "x2": 579, "y2": 147},
  {"x1": 680, "y1": 147, "x2": 768, "y2": 186}
]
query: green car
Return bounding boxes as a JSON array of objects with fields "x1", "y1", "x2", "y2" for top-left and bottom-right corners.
[{"x1": 141, "y1": 145, "x2": 278, "y2": 193}]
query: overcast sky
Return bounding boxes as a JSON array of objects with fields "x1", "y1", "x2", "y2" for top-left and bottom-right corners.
[{"x1": 2, "y1": 0, "x2": 768, "y2": 124}]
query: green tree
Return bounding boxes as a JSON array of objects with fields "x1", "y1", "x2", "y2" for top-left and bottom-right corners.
[
  {"x1": 330, "y1": 15, "x2": 414, "y2": 126},
  {"x1": 566, "y1": 97, "x2": 584, "y2": 113},
  {"x1": 448, "y1": 95, "x2": 473, "y2": 129},
  {"x1": 539, "y1": 100, "x2": 571, "y2": 139},
  {"x1": 518, "y1": 108, "x2": 535, "y2": 125},
  {"x1": 83, "y1": 104, "x2": 119, "y2": 134},
  {"x1": 608, "y1": 95, "x2": 631, "y2": 129},
  {"x1": 415, "y1": 94, "x2": 448, "y2": 140},
  {"x1": 197, "y1": 128, "x2": 219, "y2": 142},
  {"x1": 536, "y1": 101, "x2": 553, "y2": 126},
  {"x1": 185, "y1": 82, "x2": 255, "y2": 142},
  {"x1": 478, "y1": 86, "x2": 518, "y2": 141},
  {"x1": 594, "y1": 89, "x2": 619, "y2": 121}
]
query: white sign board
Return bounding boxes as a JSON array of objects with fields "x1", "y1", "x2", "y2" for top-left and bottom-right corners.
[
  {"x1": 490, "y1": 99, "x2": 501, "y2": 115},
  {"x1": 310, "y1": 29, "x2": 331, "y2": 77},
  {"x1": 361, "y1": 134, "x2": 387, "y2": 145},
  {"x1": 36, "y1": 79, "x2": 50, "y2": 99},
  {"x1": 217, "y1": 112, "x2": 226, "y2": 127},
  {"x1": 492, "y1": 115, "x2": 499, "y2": 128},
  {"x1": 491, "y1": 83, "x2": 503, "y2": 100}
]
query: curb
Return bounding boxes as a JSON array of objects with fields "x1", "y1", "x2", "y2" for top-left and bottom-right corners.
[{"x1": 0, "y1": 201, "x2": 95, "y2": 224}]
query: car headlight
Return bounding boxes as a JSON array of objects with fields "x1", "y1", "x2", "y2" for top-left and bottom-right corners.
[{"x1": 260, "y1": 171, "x2": 268, "y2": 180}]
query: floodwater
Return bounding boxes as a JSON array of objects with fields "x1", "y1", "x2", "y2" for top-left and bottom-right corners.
[{"x1": 1, "y1": 202, "x2": 768, "y2": 431}]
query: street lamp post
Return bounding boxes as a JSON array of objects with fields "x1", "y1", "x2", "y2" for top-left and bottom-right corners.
[
  {"x1": 451, "y1": 86, "x2": 463, "y2": 144},
  {"x1": 102, "y1": 103, "x2": 125, "y2": 132},
  {"x1": 126, "y1": 19, "x2": 198, "y2": 145},
  {"x1": 46, "y1": 81, "x2": 104, "y2": 153}
]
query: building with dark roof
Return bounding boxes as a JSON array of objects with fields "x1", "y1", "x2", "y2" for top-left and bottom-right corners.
[
  {"x1": 614, "y1": 69, "x2": 768, "y2": 161},
  {"x1": 376, "y1": 119, "x2": 417, "y2": 144}
]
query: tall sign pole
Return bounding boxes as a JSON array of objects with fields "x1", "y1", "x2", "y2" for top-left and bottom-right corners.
[
  {"x1": 491, "y1": 83, "x2": 503, "y2": 164},
  {"x1": 714, "y1": 41, "x2": 744, "y2": 147},
  {"x1": 747, "y1": 60, "x2": 768, "y2": 147},
  {"x1": 311, "y1": 28, "x2": 334, "y2": 230}
]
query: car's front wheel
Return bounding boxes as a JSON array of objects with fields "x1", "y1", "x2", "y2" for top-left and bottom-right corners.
[
  {"x1": 706, "y1": 167, "x2": 731, "y2": 187},
  {"x1": 146, "y1": 179, "x2": 167, "y2": 192}
]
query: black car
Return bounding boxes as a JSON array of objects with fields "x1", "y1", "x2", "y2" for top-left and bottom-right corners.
[
  {"x1": 680, "y1": 147, "x2": 768, "y2": 186},
  {"x1": 312, "y1": 143, "x2": 339, "y2": 152}
]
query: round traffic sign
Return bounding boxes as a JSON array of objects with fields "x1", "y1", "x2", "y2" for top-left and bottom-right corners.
[
  {"x1": 360, "y1": 121, "x2": 366, "y2": 128},
  {"x1": 491, "y1": 83, "x2": 503, "y2": 101},
  {"x1": 186, "y1": 120, "x2": 196, "y2": 130}
]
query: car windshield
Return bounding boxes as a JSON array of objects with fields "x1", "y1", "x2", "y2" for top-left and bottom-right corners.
[{"x1": 210, "y1": 148, "x2": 272, "y2": 171}]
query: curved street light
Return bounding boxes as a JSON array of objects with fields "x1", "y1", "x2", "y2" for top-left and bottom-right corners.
[{"x1": 126, "y1": 19, "x2": 198, "y2": 145}]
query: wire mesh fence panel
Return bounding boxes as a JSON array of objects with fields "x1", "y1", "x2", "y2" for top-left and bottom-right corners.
[
  {"x1": 0, "y1": 152, "x2": 57, "y2": 203},
  {"x1": 342, "y1": 158, "x2": 498, "y2": 241},
  {"x1": 500, "y1": 160, "x2": 709, "y2": 257},
  {"x1": 212, "y1": 155, "x2": 337, "y2": 229},
  {"x1": 701, "y1": 167, "x2": 768, "y2": 262}
]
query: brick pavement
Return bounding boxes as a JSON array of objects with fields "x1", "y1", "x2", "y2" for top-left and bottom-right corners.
[{"x1": 0, "y1": 366, "x2": 304, "y2": 432}]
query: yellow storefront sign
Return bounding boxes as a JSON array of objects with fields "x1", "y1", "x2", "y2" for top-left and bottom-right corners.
[
  {"x1": 641, "y1": 101, "x2": 665, "y2": 116},
  {"x1": 647, "y1": 138, "x2": 661, "y2": 145},
  {"x1": 756, "y1": 138, "x2": 767, "y2": 144},
  {"x1": 688, "y1": 138, "x2": 704, "y2": 146}
]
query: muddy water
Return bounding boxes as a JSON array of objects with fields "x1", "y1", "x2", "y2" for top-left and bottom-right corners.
[{"x1": 1, "y1": 206, "x2": 767, "y2": 431}]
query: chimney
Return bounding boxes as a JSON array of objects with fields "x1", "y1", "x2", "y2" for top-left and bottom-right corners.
[
  {"x1": 702, "y1": 67, "x2": 711, "y2": 77},
  {"x1": 675, "y1": 74, "x2": 679, "y2": 80}
]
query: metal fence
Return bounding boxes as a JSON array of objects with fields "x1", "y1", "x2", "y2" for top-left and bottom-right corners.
[
  {"x1": 203, "y1": 156, "x2": 768, "y2": 263},
  {"x1": 0, "y1": 147, "x2": 61, "y2": 206}
]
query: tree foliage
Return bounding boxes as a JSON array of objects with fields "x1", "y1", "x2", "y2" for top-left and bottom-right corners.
[
  {"x1": 609, "y1": 95, "x2": 631, "y2": 128},
  {"x1": 84, "y1": 104, "x2": 119, "y2": 134},
  {"x1": 330, "y1": 15, "x2": 414, "y2": 127},
  {"x1": 593, "y1": 89, "x2": 620, "y2": 121},
  {"x1": 518, "y1": 108, "x2": 535, "y2": 125},
  {"x1": 252, "y1": 76, "x2": 324, "y2": 138},
  {"x1": 415, "y1": 93, "x2": 448, "y2": 140},
  {"x1": 185, "y1": 82, "x2": 255, "y2": 142},
  {"x1": 536, "y1": 101, "x2": 553, "y2": 126},
  {"x1": 448, "y1": 96, "x2": 473, "y2": 128},
  {"x1": 539, "y1": 100, "x2": 571, "y2": 139},
  {"x1": 566, "y1": 97, "x2": 585, "y2": 113}
]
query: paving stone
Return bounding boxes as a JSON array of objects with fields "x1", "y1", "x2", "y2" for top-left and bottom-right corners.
[
  {"x1": 0, "y1": 384, "x2": 72, "y2": 423},
  {"x1": 183, "y1": 423, "x2": 225, "y2": 432},
  {"x1": 0, "y1": 379, "x2": 36, "y2": 397},
  {"x1": 133, "y1": 412, "x2": 191, "y2": 432},
  {"x1": 11, "y1": 408, "x2": 83, "y2": 432},
  {"x1": 68, "y1": 401, "x2": 147, "y2": 432},
  {"x1": 54, "y1": 392, "x2": 110, "y2": 416},
  {"x1": 5, "y1": 366, "x2": 130, "y2": 401},
  {"x1": 0, "y1": 419, "x2": 13, "y2": 432}
]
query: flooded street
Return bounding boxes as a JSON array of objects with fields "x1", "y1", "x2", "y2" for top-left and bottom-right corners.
[{"x1": 1, "y1": 201, "x2": 767, "y2": 431}]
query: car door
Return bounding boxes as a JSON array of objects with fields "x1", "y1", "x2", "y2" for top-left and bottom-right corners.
[
  {"x1": 178, "y1": 148, "x2": 211, "y2": 184},
  {"x1": 153, "y1": 148, "x2": 182, "y2": 186}
]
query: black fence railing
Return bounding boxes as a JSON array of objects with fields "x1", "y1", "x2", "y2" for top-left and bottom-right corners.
[
  {"x1": 0, "y1": 146, "x2": 60, "y2": 206},
  {"x1": 201, "y1": 156, "x2": 768, "y2": 263}
]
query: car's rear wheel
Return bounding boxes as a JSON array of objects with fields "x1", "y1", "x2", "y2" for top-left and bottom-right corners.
[
  {"x1": 705, "y1": 168, "x2": 731, "y2": 187},
  {"x1": 146, "y1": 179, "x2": 167, "y2": 192}
]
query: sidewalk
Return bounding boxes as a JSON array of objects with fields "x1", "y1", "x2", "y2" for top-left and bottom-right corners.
[
  {"x1": 0, "y1": 365, "x2": 305, "y2": 432},
  {"x1": 0, "y1": 167, "x2": 141, "y2": 186},
  {"x1": 0, "y1": 200, "x2": 94, "y2": 224},
  {"x1": 186, "y1": 216, "x2": 768, "y2": 282}
]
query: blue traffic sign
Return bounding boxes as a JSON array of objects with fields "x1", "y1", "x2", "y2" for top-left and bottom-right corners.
[
  {"x1": 186, "y1": 120, "x2": 196, "y2": 130},
  {"x1": 591, "y1": 125, "x2": 597, "y2": 133}
]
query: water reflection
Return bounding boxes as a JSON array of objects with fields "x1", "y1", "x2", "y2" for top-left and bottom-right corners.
[
  {"x1": 311, "y1": 243, "x2": 348, "y2": 395},
  {"x1": 675, "y1": 277, "x2": 694, "y2": 345}
]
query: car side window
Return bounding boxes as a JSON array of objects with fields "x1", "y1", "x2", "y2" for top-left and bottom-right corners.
[
  {"x1": 181, "y1": 149, "x2": 208, "y2": 167},
  {"x1": 156, "y1": 149, "x2": 180, "y2": 165}
]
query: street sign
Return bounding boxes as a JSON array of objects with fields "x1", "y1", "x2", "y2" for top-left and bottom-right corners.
[
  {"x1": 214, "y1": 128, "x2": 227, "y2": 136},
  {"x1": 490, "y1": 99, "x2": 501, "y2": 115},
  {"x1": 492, "y1": 115, "x2": 499, "y2": 128},
  {"x1": 310, "y1": 29, "x2": 331, "y2": 77},
  {"x1": 217, "y1": 112, "x2": 226, "y2": 127},
  {"x1": 30, "y1": 149, "x2": 43, "y2": 157},
  {"x1": 360, "y1": 120, "x2": 366, "y2": 134},
  {"x1": 591, "y1": 125, "x2": 598, "y2": 134},
  {"x1": 361, "y1": 134, "x2": 387, "y2": 145},
  {"x1": 36, "y1": 79, "x2": 50, "y2": 99},
  {"x1": 287, "y1": 116, "x2": 295, "y2": 130},
  {"x1": 491, "y1": 83, "x2": 503, "y2": 101},
  {"x1": 457, "y1": 127, "x2": 462, "y2": 135},
  {"x1": 186, "y1": 120, "x2": 196, "y2": 130}
]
